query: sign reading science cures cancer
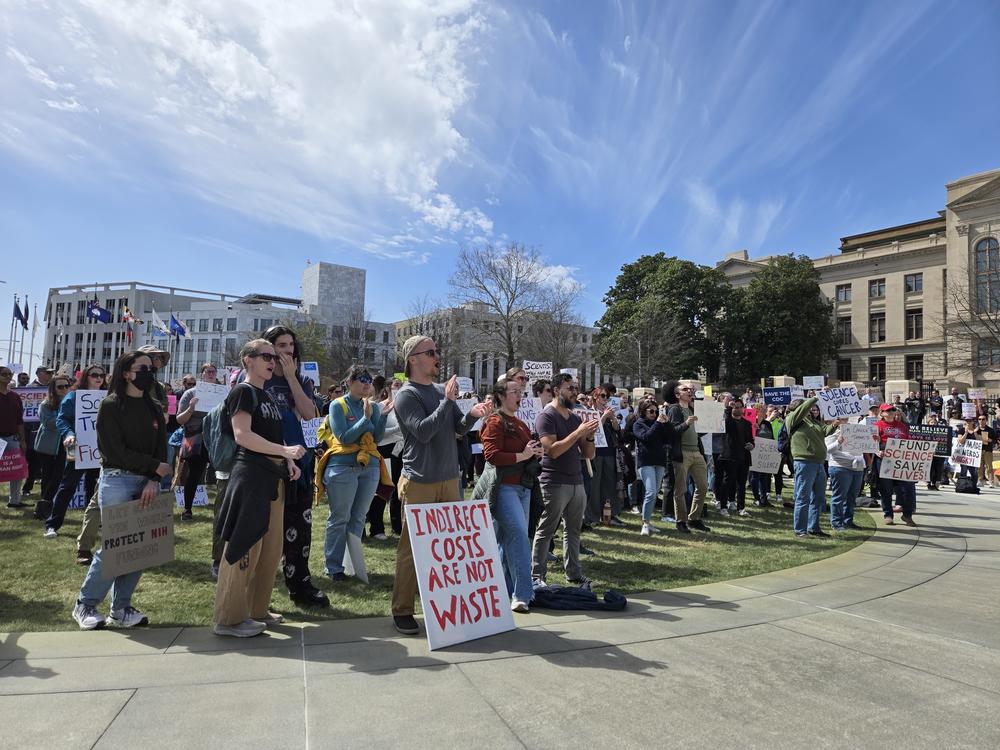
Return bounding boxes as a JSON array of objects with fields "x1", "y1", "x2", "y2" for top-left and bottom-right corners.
[{"x1": 817, "y1": 386, "x2": 864, "y2": 421}]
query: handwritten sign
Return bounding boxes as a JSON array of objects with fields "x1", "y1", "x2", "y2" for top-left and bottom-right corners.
[
  {"x1": 100, "y1": 493, "x2": 175, "y2": 578},
  {"x1": 803, "y1": 375, "x2": 825, "y2": 390},
  {"x1": 0, "y1": 441, "x2": 27, "y2": 482},
  {"x1": 790, "y1": 385, "x2": 805, "y2": 399},
  {"x1": 961, "y1": 402, "x2": 978, "y2": 419},
  {"x1": 573, "y1": 407, "x2": 608, "y2": 448},
  {"x1": 301, "y1": 417, "x2": 324, "y2": 449},
  {"x1": 516, "y1": 397, "x2": 543, "y2": 428},
  {"x1": 817, "y1": 386, "x2": 864, "y2": 420},
  {"x1": 16, "y1": 387, "x2": 47, "y2": 423},
  {"x1": 194, "y1": 381, "x2": 229, "y2": 414},
  {"x1": 968, "y1": 388, "x2": 986, "y2": 400},
  {"x1": 174, "y1": 485, "x2": 209, "y2": 507},
  {"x1": 456, "y1": 377, "x2": 474, "y2": 394},
  {"x1": 608, "y1": 396, "x2": 621, "y2": 409},
  {"x1": 406, "y1": 499, "x2": 515, "y2": 650},
  {"x1": 522, "y1": 361, "x2": 553, "y2": 382},
  {"x1": 879, "y1": 439, "x2": 935, "y2": 481},
  {"x1": 763, "y1": 387, "x2": 791, "y2": 406},
  {"x1": 559, "y1": 368, "x2": 578, "y2": 379},
  {"x1": 301, "y1": 361, "x2": 320, "y2": 388},
  {"x1": 695, "y1": 399, "x2": 726, "y2": 434},
  {"x1": 951, "y1": 439, "x2": 982, "y2": 468},
  {"x1": 75, "y1": 390, "x2": 107, "y2": 470},
  {"x1": 910, "y1": 424, "x2": 952, "y2": 457},
  {"x1": 840, "y1": 423, "x2": 879, "y2": 454},
  {"x1": 750, "y1": 437, "x2": 781, "y2": 474}
]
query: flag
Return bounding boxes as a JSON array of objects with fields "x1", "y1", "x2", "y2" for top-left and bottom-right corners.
[
  {"x1": 149, "y1": 309, "x2": 170, "y2": 335},
  {"x1": 86, "y1": 301, "x2": 112, "y2": 324},
  {"x1": 122, "y1": 306, "x2": 144, "y2": 325},
  {"x1": 56, "y1": 325, "x2": 65, "y2": 343},
  {"x1": 31, "y1": 313, "x2": 39, "y2": 335},
  {"x1": 125, "y1": 321, "x2": 133, "y2": 346},
  {"x1": 12, "y1": 300, "x2": 27, "y2": 330},
  {"x1": 169, "y1": 313, "x2": 188, "y2": 339}
]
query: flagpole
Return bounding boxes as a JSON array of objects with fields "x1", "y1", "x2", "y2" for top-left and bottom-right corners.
[
  {"x1": 18, "y1": 293, "x2": 28, "y2": 369},
  {"x1": 28, "y1": 303, "x2": 37, "y2": 374},
  {"x1": 8, "y1": 294, "x2": 16, "y2": 363}
]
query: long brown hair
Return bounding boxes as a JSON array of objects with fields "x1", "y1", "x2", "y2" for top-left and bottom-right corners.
[
  {"x1": 74, "y1": 363, "x2": 107, "y2": 391},
  {"x1": 44, "y1": 375, "x2": 73, "y2": 410}
]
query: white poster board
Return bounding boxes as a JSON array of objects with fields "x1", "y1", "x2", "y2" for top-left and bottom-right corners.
[
  {"x1": 456, "y1": 377, "x2": 474, "y2": 394},
  {"x1": 193, "y1": 381, "x2": 229, "y2": 414},
  {"x1": 790, "y1": 385, "x2": 805, "y2": 399},
  {"x1": 951, "y1": 439, "x2": 983, "y2": 468},
  {"x1": 695, "y1": 399, "x2": 726, "y2": 434},
  {"x1": 968, "y1": 388, "x2": 986, "y2": 400},
  {"x1": 301, "y1": 417, "x2": 324, "y2": 449},
  {"x1": 455, "y1": 398, "x2": 483, "y2": 432},
  {"x1": 406, "y1": 499, "x2": 515, "y2": 650},
  {"x1": 750, "y1": 437, "x2": 781, "y2": 474},
  {"x1": 174, "y1": 485, "x2": 209, "y2": 507},
  {"x1": 817, "y1": 386, "x2": 864, "y2": 421},
  {"x1": 879, "y1": 439, "x2": 936, "y2": 481},
  {"x1": 74, "y1": 390, "x2": 107, "y2": 470},
  {"x1": 522, "y1": 361, "x2": 553, "y2": 382},
  {"x1": 301, "y1": 361, "x2": 320, "y2": 388},
  {"x1": 961, "y1": 402, "x2": 978, "y2": 419},
  {"x1": 559, "y1": 368, "x2": 578, "y2": 379},
  {"x1": 516, "y1": 397, "x2": 543, "y2": 429},
  {"x1": 840, "y1": 423, "x2": 879, "y2": 454},
  {"x1": 572, "y1": 407, "x2": 608, "y2": 448},
  {"x1": 803, "y1": 375, "x2": 825, "y2": 390}
]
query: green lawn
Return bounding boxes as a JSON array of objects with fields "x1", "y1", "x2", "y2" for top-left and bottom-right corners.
[{"x1": 0, "y1": 489, "x2": 874, "y2": 632}]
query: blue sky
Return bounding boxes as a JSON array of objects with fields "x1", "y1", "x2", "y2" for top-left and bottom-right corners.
[{"x1": 2, "y1": 0, "x2": 999, "y2": 370}]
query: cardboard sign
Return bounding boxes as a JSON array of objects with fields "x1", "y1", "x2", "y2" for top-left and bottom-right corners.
[
  {"x1": 174, "y1": 485, "x2": 209, "y2": 507},
  {"x1": 909, "y1": 424, "x2": 953, "y2": 457},
  {"x1": 301, "y1": 361, "x2": 320, "y2": 388},
  {"x1": 15, "y1": 387, "x2": 47, "y2": 423},
  {"x1": 194, "y1": 381, "x2": 229, "y2": 414},
  {"x1": 695, "y1": 399, "x2": 725, "y2": 434},
  {"x1": 951, "y1": 439, "x2": 982, "y2": 468},
  {"x1": 803, "y1": 376, "x2": 825, "y2": 390},
  {"x1": 516, "y1": 397, "x2": 543, "y2": 428},
  {"x1": 0, "y1": 443, "x2": 27, "y2": 482},
  {"x1": 840, "y1": 423, "x2": 879, "y2": 454},
  {"x1": 962, "y1": 402, "x2": 978, "y2": 419},
  {"x1": 750, "y1": 437, "x2": 781, "y2": 474},
  {"x1": 817, "y1": 386, "x2": 864, "y2": 421},
  {"x1": 573, "y1": 408, "x2": 608, "y2": 448},
  {"x1": 74, "y1": 390, "x2": 107, "y2": 470},
  {"x1": 301, "y1": 417, "x2": 324, "y2": 449},
  {"x1": 968, "y1": 388, "x2": 986, "y2": 400},
  {"x1": 100, "y1": 493, "x2": 175, "y2": 579},
  {"x1": 763, "y1": 387, "x2": 791, "y2": 406},
  {"x1": 879, "y1": 439, "x2": 936, "y2": 482},
  {"x1": 522, "y1": 361, "x2": 553, "y2": 382},
  {"x1": 456, "y1": 377, "x2": 474, "y2": 394},
  {"x1": 406, "y1": 499, "x2": 515, "y2": 650}
]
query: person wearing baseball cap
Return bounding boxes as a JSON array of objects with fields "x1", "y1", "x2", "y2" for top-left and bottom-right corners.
[
  {"x1": 30, "y1": 366, "x2": 55, "y2": 388},
  {"x1": 874, "y1": 404, "x2": 915, "y2": 526}
]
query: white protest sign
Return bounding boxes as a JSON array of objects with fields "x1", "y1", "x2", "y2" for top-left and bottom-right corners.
[
  {"x1": 695, "y1": 399, "x2": 726, "y2": 434},
  {"x1": 301, "y1": 417, "x2": 324, "y2": 448},
  {"x1": 174, "y1": 485, "x2": 209, "y2": 507},
  {"x1": 516, "y1": 397, "x2": 543, "y2": 428},
  {"x1": 803, "y1": 375, "x2": 825, "y2": 390},
  {"x1": 951, "y1": 439, "x2": 982, "y2": 468},
  {"x1": 789, "y1": 385, "x2": 805, "y2": 399},
  {"x1": 456, "y1": 377, "x2": 474, "y2": 394},
  {"x1": 0, "y1": 438, "x2": 6, "y2": 457},
  {"x1": 559, "y1": 368, "x2": 578, "y2": 379},
  {"x1": 840, "y1": 423, "x2": 879, "y2": 454},
  {"x1": 406, "y1": 498, "x2": 515, "y2": 650},
  {"x1": 301, "y1": 361, "x2": 320, "y2": 388},
  {"x1": 16, "y1": 387, "x2": 47, "y2": 423},
  {"x1": 74, "y1": 390, "x2": 107, "y2": 470},
  {"x1": 968, "y1": 388, "x2": 986, "y2": 400},
  {"x1": 816, "y1": 386, "x2": 864, "y2": 421},
  {"x1": 879, "y1": 439, "x2": 936, "y2": 481},
  {"x1": 608, "y1": 396, "x2": 621, "y2": 409},
  {"x1": 962, "y1": 402, "x2": 978, "y2": 419},
  {"x1": 750, "y1": 437, "x2": 781, "y2": 474},
  {"x1": 574, "y1": 408, "x2": 608, "y2": 448},
  {"x1": 522, "y1": 361, "x2": 552, "y2": 382},
  {"x1": 100, "y1": 493, "x2": 175, "y2": 578},
  {"x1": 455, "y1": 398, "x2": 483, "y2": 432},
  {"x1": 194, "y1": 381, "x2": 229, "y2": 414}
]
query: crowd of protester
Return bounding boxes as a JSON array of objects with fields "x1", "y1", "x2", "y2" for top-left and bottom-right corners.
[{"x1": 5, "y1": 333, "x2": 992, "y2": 638}]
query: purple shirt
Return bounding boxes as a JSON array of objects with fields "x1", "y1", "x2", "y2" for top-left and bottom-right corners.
[{"x1": 535, "y1": 406, "x2": 583, "y2": 485}]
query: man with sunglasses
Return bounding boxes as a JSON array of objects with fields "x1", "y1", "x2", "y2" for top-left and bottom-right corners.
[
  {"x1": 0, "y1": 367, "x2": 27, "y2": 507},
  {"x1": 390, "y1": 335, "x2": 492, "y2": 636},
  {"x1": 662, "y1": 380, "x2": 709, "y2": 533}
]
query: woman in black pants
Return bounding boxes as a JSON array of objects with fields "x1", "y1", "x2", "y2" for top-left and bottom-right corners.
[
  {"x1": 176, "y1": 364, "x2": 217, "y2": 520},
  {"x1": 35, "y1": 374, "x2": 72, "y2": 519}
]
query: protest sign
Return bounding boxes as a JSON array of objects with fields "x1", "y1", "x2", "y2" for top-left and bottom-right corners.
[
  {"x1": 174, "y1": 485, "x2": 209, "y2": 507},
  {"x1": 817, "y1": 386, "x2": 864, "y2": 420},
  {"x1": 301, "y1": 417, "x2": 324, "y2": 449},
  {"x1": 516, "y1": 397, "x2": 543, "y2": 428},
  {"x1": 456, "y1": 377, "x2": 474, "y2": 394},
  {"x1": 961, "y1": 402, "x2": 977, "y2": 419},
  {"x1": 608, "y1": 396, "x2": 621, "y2": 409},
  {"x1": 763, "y1": 387, "x2": 791, "y2": 406},
  {"x1": 301, "y1": 361, "x2": 320, "y2": 388},
  {"x1": 694, "y1": 399, "x2": 725, "y2": 434},
  {"x1": 522, "y1": 361, "x2": 553, "y2": 382},
  {"x1": 968, "y1": 388, "x2": 986, "y2": 400},
  {"x1": 750, "y1": 437, "x2": 781, "y2": 474},
  {"x1": 0, "y1": 439, "x2": 27, "y2": 482},
  {"x1": 573, "y1": 407, "x2": 608, "y2": 448},
  {"x1": 879, "y1": 439, "x2": 936, "y2": 481},
  {"x1": 951, "y1": 439, "x2": 982, "y2": 468},
  {"x1": 803, "y1": 375, "x2": 825, "y2": 390},
  {"x1": 704, "y1": 385, "x2": 713, "y2": 398},
  {"x1": 74, "y1": 390, "x2": 106, "y2": 470},
  {"x1": 6, "y1": 363, "x2": 22, "y2": 374},
  {"x1": 101, "y1": 493, "x2": 175, "y2": 579},
  {"x1": 167, "y1": 394, "x2": 177, "y2": 416},
  {"x1": 406, "y1": 498, "x2": 515, "y2": 650},
  {"x1": 393, "y1": 372, "x2": 407, "y2": 383},
  {"x1": 840, "y1": 423, "x2": 879, "y2": 454},
  {"x1": 16, "y1": 387, "x2": 46, "y2": 423},
  {"x1": 194, "y1": 381, "x2": 229, "y2": 414},
  {"x1": 909, "y1": 424, "x2": 953, "y2": 457},
  {"x1": 455, "y1": 398, "x2": 483, "y2": 432},
  {"x1": 559, "y1": 368, "x2": 578, "y2": 379},
  {"x1": 790, "y1": 385, "x2": 805, "y2": 399},
  {"x1": 69, "y1": 477, "x2": 88, "y2": 509},
  {"x1": 700, "y1": 433, "x2": 713, "y2": 456}
]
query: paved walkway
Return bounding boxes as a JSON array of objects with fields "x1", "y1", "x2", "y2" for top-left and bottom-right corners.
[{"x1": 2, "y1": 488, "x2": 999, "y2": 749}]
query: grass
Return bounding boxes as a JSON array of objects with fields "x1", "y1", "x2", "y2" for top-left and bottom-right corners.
[{"x1": 0, "y1": 488, "x2": 874, "y2": 632}]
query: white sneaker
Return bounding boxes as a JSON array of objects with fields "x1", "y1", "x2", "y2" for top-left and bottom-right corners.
[
  {"x1": 640, "y1": 523, "x2": 652, "y2": 536},
  {"x1": 213, "y1": 618, "x2": 266, "y2": 638},
  {"x1": 645, "y1": 522, "x2": 661, "y2": 534},
  {"x1": 106, "y1": 607, "x2": 149, "y2": 628},
  {"x1": 511, "y1": 599, "x2": 530, "y2": 613},
  {"x1": 714, "y1": 499, "x2": 722, "y2": 510},
  {"x1": 43, "y1": 527, "x2": 57, "y2": 539},
  {"x1": 738, "y1": 508, "x2": 750, "y2": 517},
  {"x1": 718, "y1": 507, "x2": 729, "y2": 517},
  {"x1": 72, "y1": 601, "x2": 105, "y2": 630}
]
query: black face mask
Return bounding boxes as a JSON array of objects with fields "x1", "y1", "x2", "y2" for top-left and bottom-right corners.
[{"x1": 131, "y1": 368, "x2": 156, "y2": 392}]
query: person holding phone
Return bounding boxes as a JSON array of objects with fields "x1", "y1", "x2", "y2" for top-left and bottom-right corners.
[{"x1": 71, "y1": 351, "x2": 170, "y2": 630}]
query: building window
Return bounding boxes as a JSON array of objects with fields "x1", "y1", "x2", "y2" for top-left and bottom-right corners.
[
  {"x1": 211, "y1": 339, "x2": 220, "y2": 353},
  {"x1": 977, "y1": 343, "x2": 1000, "y2": 367},
  {"x1": 837, "y1": 316, "x2": 852, "y2": 345},
  {"x1": 76, "y1": 303, "x2": 86, "y2": 325},
  {"x1": 869, "y1": 357, "x2": 886, "y2": 382},
  {"x1": 365, "y1": 329, "x2": 376, "y2": 343},
  {"x1": 835, "y1": 284, "x2": 852, "y2": 302},
  {"x1": 349, "y1": 327, "x2": 360, "y2": 340},
  {"x1": 837, "y1": 358, "x2": 852, "y2": 382},
  {"x1": 364, "y1": 348, "x2": 375, "y2": 361},
  {"x1": 212, "y1": 318, "x2": 223, "y2": 332},
  {"x1": 382, "y1": 331, "x2": 389, "y2": 344},
  {"x1": 905, "y1": 355, "x2": 924, "y2": 381},
  {"x1": 197, "y1": 339, "x2": 207, "y2": 353},
  {"x1": 975, "y1": 237, "x2": 1000, "y2": 312},
  {"x1": 184, "y1": 339, "x2": 193, "y2": 353},
  {"x1": 226, "y1": 318, "x2": 237, "y2": 331},
  {"x1": 869, "y1": 313, "x2": 886, "y2": 343},
  {"x1": 868, "y1": 278, "x2": 886, "y2": 298},
  {"x1": 904, "y1": 273, "x2": 923, "y2": 293},
  {"x1": 905, "y1": 308, "x2": 923, "y2": 340},
  {"x1": 199, "y1": 319, "x2": 209, "y2": 332}
]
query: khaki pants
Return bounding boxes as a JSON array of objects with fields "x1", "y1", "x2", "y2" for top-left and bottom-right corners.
[
  {"x1": 77, "y1": 494, "x2": 101, "y2": 553},
  {"x1": 672, "y1": 450, "x2": 708, "y2": 522},
  {"x1": 979, "y1": 452, "x2": 996, "y2": 486},
  {"x1": 213, "y1": 481, "x2": 285, "y2": 626},
  {"x1": 391, "y1": 475, "x2": 461, "y2": 616}
]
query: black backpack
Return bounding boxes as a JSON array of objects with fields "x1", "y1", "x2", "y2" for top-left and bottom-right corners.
[{"x1": 954, "y1": 474, "x2": 980, "y2": 494}]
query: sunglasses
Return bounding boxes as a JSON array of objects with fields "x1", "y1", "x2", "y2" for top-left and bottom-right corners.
[
  {"x1": 356, "y1": 374, "x2": 373, "y2": 384},
  {"x1": 55, "y1": 382, "x2": 71, "y2": 390},
  {"x1": 88, "y1": 372, "x2": 106, "y2": 378},
  {"x1": 412, "y1": 349, "x2": 441, "y2": 359},
  {"x1": 249, "y1": 352, "x2": 277, "y2": 363},
  {"x1": 131, "y1": 365, "x2": 155, "y2": 373}
]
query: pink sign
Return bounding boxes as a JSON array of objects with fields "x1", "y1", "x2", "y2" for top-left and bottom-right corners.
[
  {"x1": 168, "y1": 394, "x2": 177, "y2": 416},
  {"x1": 0, "y1": 446, "x2": 28, "y2": 482}
]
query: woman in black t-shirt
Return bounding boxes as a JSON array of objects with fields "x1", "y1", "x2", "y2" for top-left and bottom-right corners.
[{"x1": 213, "y1": 339, "x2": 305, "y2": 638}]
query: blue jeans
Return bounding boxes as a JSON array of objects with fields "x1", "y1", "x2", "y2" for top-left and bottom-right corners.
[
  {"x1": 78, "y1": 471, "x2": 150, "y2": 610},
  {"x1": 494, "y1": 484, "x2": 533, "y2": 604},
  {"x1": 828, "y1": 466, "x2": 863, "y2": 529},
  {"x1": 323, "y1": 461, "x2": 380, "y2": 576},
  {"x1": 638, "y1": 465, "x2": 665, "y2": 521},
  {"x1": 793, "y1": 460, "x2": 826, "y2": 535}
]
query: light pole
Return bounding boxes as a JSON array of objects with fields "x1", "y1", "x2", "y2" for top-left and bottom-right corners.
[{"x1": 625, "y1": 333, "x2": 641, "y2": 387}]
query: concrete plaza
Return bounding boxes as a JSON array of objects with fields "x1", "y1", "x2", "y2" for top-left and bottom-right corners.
[{"x1": 2, "y1": 488, "x2": 998, "y2": 749}]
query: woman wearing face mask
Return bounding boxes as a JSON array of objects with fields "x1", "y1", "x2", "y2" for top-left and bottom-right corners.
[{"x1": 71, "y1": 351, "x2": 171, "y2": 630}]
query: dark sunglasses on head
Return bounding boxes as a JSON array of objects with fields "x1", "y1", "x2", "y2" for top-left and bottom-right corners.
[
  {"x1": 356, "y1": 374, "x2": 373, "y2": 384},
  {"x1": 249, "y1": 352, "x2": 277, "y2": 363}
]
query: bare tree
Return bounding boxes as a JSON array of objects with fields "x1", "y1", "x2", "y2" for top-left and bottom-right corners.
[
  {"x1": 932, "y1": 259, "x2": 1000, "y2": 382},
  {"x1": 327, "y1": 308, "x2": 377, "y2": 379},
  {"x1": 520, "y1": 281, "x2": 586, "y2": 370}
]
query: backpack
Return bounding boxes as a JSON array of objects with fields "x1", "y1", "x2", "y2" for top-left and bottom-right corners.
[
  {"x1": 203, "y1": 384, "x2": 257, "y2": 473},
  {"x1": 776, "y1": 420, "x2": 799, "y2": 454},
  {"x1": 954, "y1": 474, "x2": 980, "y2": 494}
]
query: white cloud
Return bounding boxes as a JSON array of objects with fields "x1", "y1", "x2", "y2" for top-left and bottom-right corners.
[
  {"x1": 683, "y1": 181, "x2": 782, "y2": 255},
  {"x1": 1, "y1": 0, "x2": 494, "y2": 259}
]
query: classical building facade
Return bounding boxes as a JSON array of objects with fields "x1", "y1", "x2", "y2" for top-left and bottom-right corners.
[{"x1": 717, "y1": 166, "x2": 1000, "y2": 390}]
